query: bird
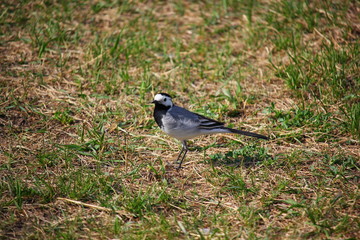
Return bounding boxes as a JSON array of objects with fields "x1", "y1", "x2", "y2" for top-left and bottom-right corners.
[{"x1": 151, "y1": 93, "x2": 268, "y2": 169}]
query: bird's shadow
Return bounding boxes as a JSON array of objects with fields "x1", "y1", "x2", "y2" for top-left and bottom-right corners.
[
  {"x1": 209, "y1": 154, "x2": 263, "y2": 168},
  {"x1": 195, "y1": 143, "x2": 273, "y2": 168}
]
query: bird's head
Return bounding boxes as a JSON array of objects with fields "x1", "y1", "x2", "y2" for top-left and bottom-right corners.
[{"x1": 152, "y1": 93, "x2": 173, "y2": 107}]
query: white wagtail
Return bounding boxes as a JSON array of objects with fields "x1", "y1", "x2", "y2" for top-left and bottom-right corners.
[{"x1": 152, "y1": 93, "x2": 268, "y2": 169}]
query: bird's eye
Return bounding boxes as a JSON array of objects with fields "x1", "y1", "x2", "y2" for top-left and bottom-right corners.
[{"x1": 164, "y1": 98, "x2": 167, "y2": 102}]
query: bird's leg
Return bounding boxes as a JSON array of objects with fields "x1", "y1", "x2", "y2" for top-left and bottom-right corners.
[
  {"x1": 176, "y1": 141, "x2": 188, "y2": 169},
  {"x1": 174, "y1": 145, "x2": 185, "y2": 164}
]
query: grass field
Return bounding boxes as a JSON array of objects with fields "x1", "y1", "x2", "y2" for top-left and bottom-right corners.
[{"x1": 0, "y1": 0, "x2": 359, "y2": 239}]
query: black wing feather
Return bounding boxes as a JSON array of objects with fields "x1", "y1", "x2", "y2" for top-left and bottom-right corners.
[{"x1": 195, "y1": 113, "x2": 225, "y2": 129}]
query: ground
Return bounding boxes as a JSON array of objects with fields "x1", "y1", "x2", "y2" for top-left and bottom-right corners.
[{"x1": 0, "y1": 0, "x2": 359, "y2": 239}]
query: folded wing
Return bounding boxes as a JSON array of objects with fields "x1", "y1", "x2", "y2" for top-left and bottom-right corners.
[{"x1": 196, "y1": 113, "x2": 225, "y2": 129}]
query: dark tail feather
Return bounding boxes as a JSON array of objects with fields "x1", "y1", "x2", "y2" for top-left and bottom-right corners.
[{"x1": 224, "y1": 127, "x2": 269, "y2": 140}]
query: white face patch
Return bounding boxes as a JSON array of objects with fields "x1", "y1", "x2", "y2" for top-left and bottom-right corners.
[
  {"x1": 154, "y1": 93, "x2": 173, "y2": 107},
  {"x1": 154, "y1": 94, "x2": 165, "y2": 102}
]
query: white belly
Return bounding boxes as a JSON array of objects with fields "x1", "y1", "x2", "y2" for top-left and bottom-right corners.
[
  {"x1": 161, "y1": 116, "x2": 200, "y2": 140},
  {"x1": 161, "y1": 116, "x2": 228, "y2": 141}
]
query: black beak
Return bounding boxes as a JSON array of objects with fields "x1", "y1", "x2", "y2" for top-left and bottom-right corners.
[{"x1": 151, "y1": 100, "x2": 158, "y2": 104}]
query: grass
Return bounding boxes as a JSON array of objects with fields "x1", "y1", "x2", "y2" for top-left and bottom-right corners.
[{"x1": 0, "y1": 0, "x2": 359, "y2": 239}]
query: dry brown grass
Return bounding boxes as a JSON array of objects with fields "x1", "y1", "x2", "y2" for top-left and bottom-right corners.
[{"x1": 1, "y1": 0, "x2": 359, "y2": 239}]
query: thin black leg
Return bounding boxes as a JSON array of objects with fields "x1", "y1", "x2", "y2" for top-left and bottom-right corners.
[
  {"x1": 175, "y1": 145, "x2": 185, "y2": 163},
  {"x1": 176, "y1": 141, "x2": 188, "y2": 169}
]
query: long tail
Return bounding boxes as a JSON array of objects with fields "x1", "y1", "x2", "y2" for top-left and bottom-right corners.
[{"x1": 223, "y1": 127, "x2": 269, "y2": 140}]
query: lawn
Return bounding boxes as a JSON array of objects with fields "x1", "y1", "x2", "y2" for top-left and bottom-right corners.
[{"x1": 0, "y1": 0, "x2": 359, "y2": 239}]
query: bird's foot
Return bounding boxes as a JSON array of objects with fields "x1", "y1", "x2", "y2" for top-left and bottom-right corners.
[
  {"x1": 164, "y1": 161, "x2": 182, "y2": 170},
  {"x1": 169, "y1": 160, "x2": 183, "y2": 170}
]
